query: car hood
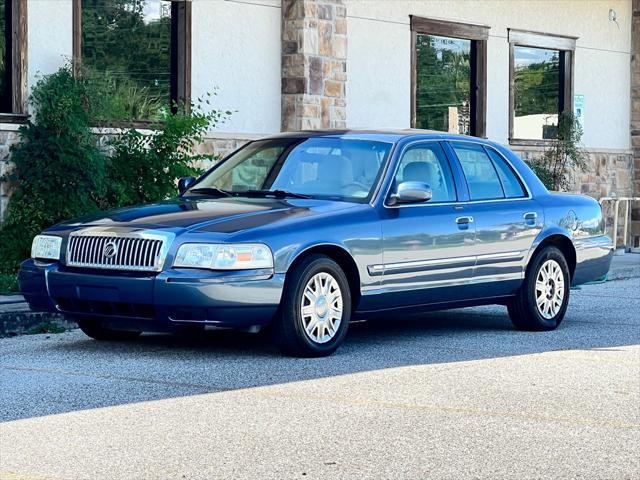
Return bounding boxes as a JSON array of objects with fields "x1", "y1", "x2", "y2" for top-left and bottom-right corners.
[{"x1": 52, "y1": 197, "x2": 357, "y2": 234}]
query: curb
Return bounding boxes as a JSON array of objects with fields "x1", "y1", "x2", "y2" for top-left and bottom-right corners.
[
  {"x1": 606, "y1": 266, "x2": 640, "y2": 281},
  {"x1": 0, "y1": 303, "x2": 76, "y2": 337}
]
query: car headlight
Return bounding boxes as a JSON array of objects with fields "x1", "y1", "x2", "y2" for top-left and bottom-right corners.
[
  {"x1": 173, "y1": 243, "x2": 273, "y2": 270},
  {"x1": 31, "y1": 235, "x2": 63, "y2": 261}
]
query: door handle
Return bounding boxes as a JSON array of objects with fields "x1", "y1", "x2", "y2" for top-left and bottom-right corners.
[
  {"x1": 523, "y1": 212, "x2": 537, "y2": 220},
  {"x1": 456, "y1": 216, "x2": 474, "y2": 225}
]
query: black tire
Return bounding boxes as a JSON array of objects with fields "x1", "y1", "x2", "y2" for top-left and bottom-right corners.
[
  {"x1": 76, "y1": 318, "x2": 142, "y2": 341},
  {"x1": 272, "y1": 254, "x2": 351, "y2": 357},
  {"x1": 508, "y1": 246, "x2": 570, "y2": 331}
]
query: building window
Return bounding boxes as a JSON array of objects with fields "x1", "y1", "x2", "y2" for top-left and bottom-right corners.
[
  {"x1": 410, "y1": 16, "x2": 489, "y2": 138},
  {"x1": 509, "y1": 29, "x2": 576, "y2": 142},
  {"x1": 0, "y1": 0, "x2": 27, "y2": 117},
  {"x1": 73, "y1": 0, "x2": 191, "y2": 123}
]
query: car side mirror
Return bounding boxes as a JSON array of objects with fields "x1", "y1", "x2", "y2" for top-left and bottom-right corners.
[
  {"x1": 178, "y1": 176, "x2": 196, "y2": 195},
  {"x1": 388, "y1": 181, "x2": 433, "y2": 206}
]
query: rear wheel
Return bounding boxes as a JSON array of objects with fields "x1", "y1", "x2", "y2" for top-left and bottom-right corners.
[
  {"x1": 76, "y1": 318, "x2": 142, "y2": 341},
  {"x1": 272, "y1": 254, "x2": 351, "y2": 357},
  {"x1": 508, "y1": 246, "x2": 570, "y2": 331}
]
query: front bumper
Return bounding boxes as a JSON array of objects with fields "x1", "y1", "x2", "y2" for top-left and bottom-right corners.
[{"x1": 19, "y1": 259, "x2": 285, "y2": 330}]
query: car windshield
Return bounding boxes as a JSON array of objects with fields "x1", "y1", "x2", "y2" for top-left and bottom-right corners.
[{"x1": 186, "y1": 137, "x2": 393, "y2": 202}]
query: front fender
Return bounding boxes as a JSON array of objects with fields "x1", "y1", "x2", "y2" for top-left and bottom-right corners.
[
  {"x1": 275, "y1": 241, "x2": 353, "y2": 273},
  {"x1": 269, "y1": 222, "x2": 383, "y2": 297}
]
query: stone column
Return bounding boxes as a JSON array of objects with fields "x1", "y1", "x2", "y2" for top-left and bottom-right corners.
[
  {"x1": 281, "y1": 0, "x2": 347, "y2": 131},
  {"x1": 632, "y1": 0, "x2": 640, "y2": 247}
]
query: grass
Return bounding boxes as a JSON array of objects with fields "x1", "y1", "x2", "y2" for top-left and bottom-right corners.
[
  {"x1": 26, "y1": 321, "x2": 67, "y2": 335},
  {"x1": 0, "y1": 272, "x2": 19, "y2": 295}
]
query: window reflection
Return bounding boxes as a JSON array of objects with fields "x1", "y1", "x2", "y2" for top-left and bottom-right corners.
[
  {"x1": 81, "y1": 0, "x2": 172, "y2": 121},
  {"x1": 0, "y1": 0, "x2": 9, "y2": 113},
  {"x1": 513, "y1": 46, "x2": 561, "y2": 140},
  {"x1": 415, "y1": 34, "x2": 471, "y2": 134}
]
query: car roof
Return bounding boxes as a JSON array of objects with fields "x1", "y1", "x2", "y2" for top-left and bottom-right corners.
[{"x1": 260, "y1": 129, "x2": 491, "y2": 145}]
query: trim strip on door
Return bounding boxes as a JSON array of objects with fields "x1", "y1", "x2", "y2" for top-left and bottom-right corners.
[{"x1": 368, "y1": 250, "x2": 523, "y2": 276}]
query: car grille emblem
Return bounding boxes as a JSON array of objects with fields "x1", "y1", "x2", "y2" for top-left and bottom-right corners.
[{"x1": 103, "y1": 241, "x2": 118, "y2": 259}]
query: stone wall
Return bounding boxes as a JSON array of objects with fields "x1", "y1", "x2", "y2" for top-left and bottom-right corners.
[
  {"x1": 193, "y1": 134, "x2": 254, "y2": 170},
  {"x1": 0, "y1": 127, "x2": 21, "y2": 222},
  {"x1": 281, "y1": 0, "x2": 347, "y2": 131},
  {"x1": 513, "y1": 146, "x2": 635, "y2": 247}
]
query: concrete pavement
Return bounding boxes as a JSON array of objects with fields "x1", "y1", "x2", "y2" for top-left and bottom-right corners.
[{"x1": 1, "y1": 277, "x2": 639, "y2": 479}]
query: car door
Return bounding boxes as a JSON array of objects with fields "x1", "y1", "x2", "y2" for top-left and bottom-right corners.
[
  {"x1": 448, "y1": 142, "x2": 543, "y2": 296},
  {"x1": 375, "y1": 141, "x2": 476, "y2": 309}
]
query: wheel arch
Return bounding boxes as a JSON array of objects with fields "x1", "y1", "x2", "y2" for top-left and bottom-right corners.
[
  {"x1": 527, "y1": 232, "x2": 577, "y2": 279},
  {"x1": 286, "y1": 244, "x2": 362, "y2": 310}
]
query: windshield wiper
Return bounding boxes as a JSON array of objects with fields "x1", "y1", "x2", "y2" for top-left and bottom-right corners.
[
  {"x1": 241, "y1": 189, "x2": 312, "y2": 199},
  {"x1": 187, "y1": 187, "x2": 233, "y2": 197}
]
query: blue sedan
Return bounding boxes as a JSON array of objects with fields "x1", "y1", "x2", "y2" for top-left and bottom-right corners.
[{"x1": 20, "y1": 130, "x2": 613, "y2": 356}]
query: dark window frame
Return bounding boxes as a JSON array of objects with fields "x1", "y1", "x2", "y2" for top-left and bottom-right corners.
[
  {"x1": 508, "y1": 29, "x2": 577, "y2": 146},
  {"x1": 0, "y1": 0, "x2": 28, "y2": 121},
  {"x1": 410, "y1": 15, "x2": 489, "y2": 138},
  {"x1": 72, "y1": 0, "x2": 192, "y2": 127}
]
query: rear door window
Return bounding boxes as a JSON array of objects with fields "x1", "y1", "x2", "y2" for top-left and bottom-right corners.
[
  {"x1": 451, "y1": 143, "x2": 504, "y2": 201},
  {"x1": 485, "y1": 148, "x2": 527, "y2": 198}
]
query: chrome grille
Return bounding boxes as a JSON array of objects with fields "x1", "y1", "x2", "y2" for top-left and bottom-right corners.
[{"x1": 66, "y1": 228, "x2": 173, "y2": 272}]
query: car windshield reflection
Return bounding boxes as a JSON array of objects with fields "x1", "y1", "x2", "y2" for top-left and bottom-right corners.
[{"x1": 186, "y1": 137, "x2": 393, "y2": 203}]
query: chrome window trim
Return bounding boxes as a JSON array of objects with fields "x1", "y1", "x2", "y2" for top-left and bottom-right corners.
[
  {"x1": 381, "y1": 139, "x2": 533, "y2": 209},
  {"x1": 66, "y1": 227, "x2": 175, "y2": 272}
]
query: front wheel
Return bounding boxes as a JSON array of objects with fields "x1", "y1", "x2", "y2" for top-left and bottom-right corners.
[
  {"x1": 272, "y1": 254, "x2": 351, "y2": 357},
  {"x1": 508, "y1": 246, "x2": 570, "y2": 331},
  {"x1": 76, "y1": 318, "x2": 142, "y2": 341}
]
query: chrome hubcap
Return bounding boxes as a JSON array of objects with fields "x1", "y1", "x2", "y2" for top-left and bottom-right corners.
[
  {"x1": 301, "y1": 272, "x2": 343, "y2": 344},
  {"x1": 535, "y1": 259, "x2": 565, "y2": 320}
]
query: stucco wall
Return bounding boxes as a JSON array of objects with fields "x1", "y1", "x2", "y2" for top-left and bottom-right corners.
[
  {"x1": 25, "y1": 0, "x2": 282, "y2": 135},
  {"x1": 19, "y1": 0, "x2": 633, "y2": 148},
  {"x1": 346, "y1": 0, "x2": 632, "y2": 150},
  {"x1": 191, "y1": 0, "x2": 282, "y2": 135},
  {"x1": 27, "y1": 0, "x2": 73, "y2": 96}
]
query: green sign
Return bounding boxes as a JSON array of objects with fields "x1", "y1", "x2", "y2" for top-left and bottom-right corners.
[{"x1": 574, "y1": 94, "x2": 585, "y2": 129}]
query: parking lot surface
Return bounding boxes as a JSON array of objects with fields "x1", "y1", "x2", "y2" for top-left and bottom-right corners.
[{"x1": 1, "y1": 278, "x2": 639, "y2": 479}]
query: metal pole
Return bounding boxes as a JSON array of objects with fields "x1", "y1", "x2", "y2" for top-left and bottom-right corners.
[
  {"x1": 612, "y1": 200, "x2": 619, "y2": 249},
  {"x1": 623, "y1": 200, "x2": 630, "y2": 251}
]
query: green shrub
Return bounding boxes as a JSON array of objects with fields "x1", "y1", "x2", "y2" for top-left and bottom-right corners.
[
  {"x1": 105, "y1": 96, "x2": 229, "y2": 207},
  {"x1": 0, "y1": 272, "x2": 18, "y2": 294},
  {"x1": 526, "y1": 112, "x2": 588, "y2": 191},
  {"x1": 0, "y1": 66, "x2": 108, "y2": 272},
  {"x1": 0, "y1": 65, "x2": 229, "y2": 276}
]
